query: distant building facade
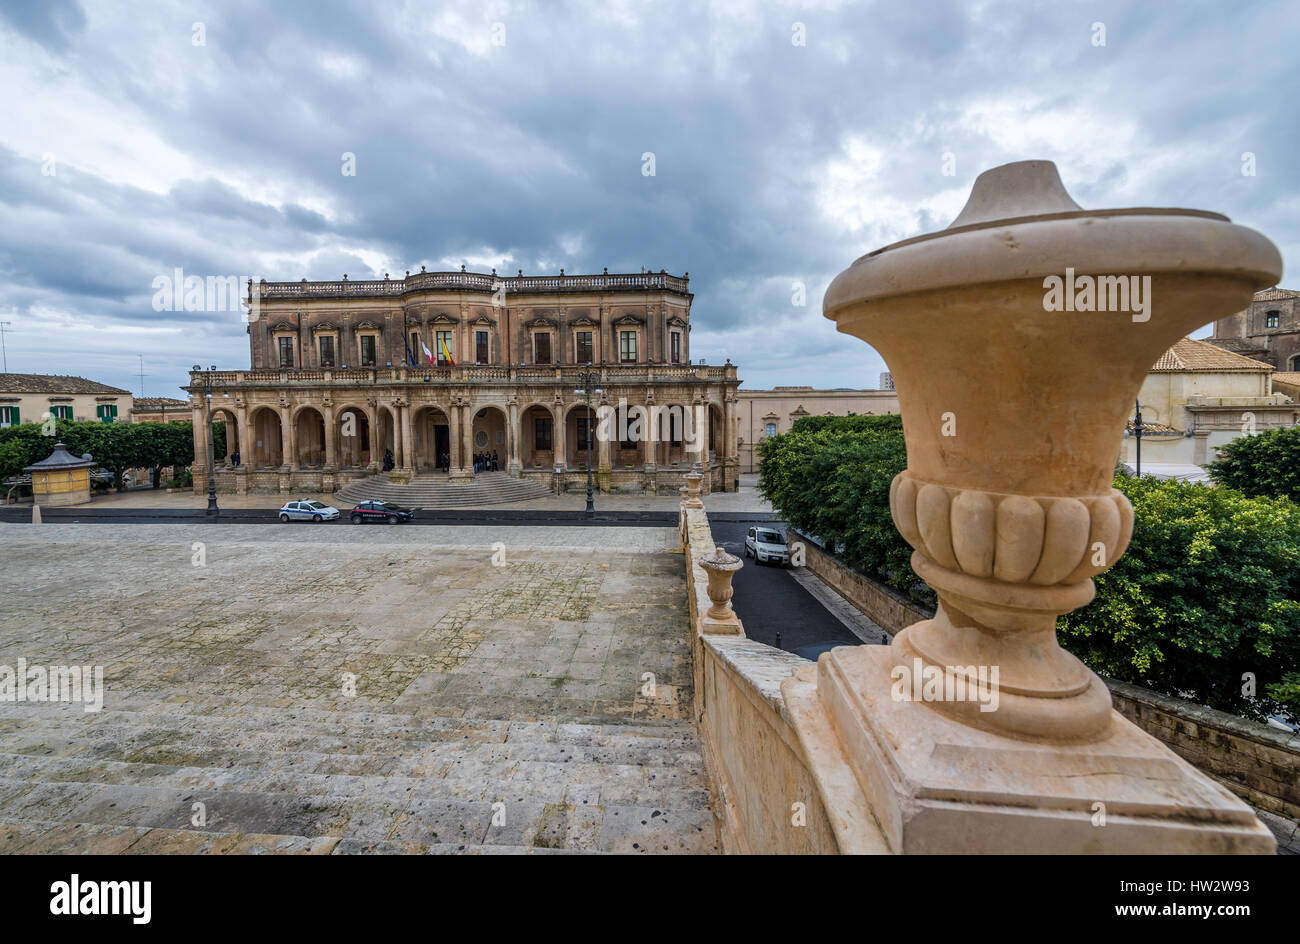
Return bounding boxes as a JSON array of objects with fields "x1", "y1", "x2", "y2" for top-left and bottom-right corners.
[
  {"x1": 186, "y1": 269, "x2": 740, "y2": 495},
  {"x1": 0, "y1": 374, "x2": 132, "y2": 428},
  {"x1": 1210, "y1": 286, "x2": 1300, "y2": 370},
  {"x1": 737, "y1": 386, "x2": 899, "y2": 472},
  {"x1": 1126, "y1": 337, "x2": 1298, "y2": 467},
  {"x1": 131, "y1": 397, "x2": 189, "y2": 423}
]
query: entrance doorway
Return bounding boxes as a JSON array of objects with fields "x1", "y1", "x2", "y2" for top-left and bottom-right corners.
[{"x1": 434, "y1": 424, "x2": 450, "y2": 471}]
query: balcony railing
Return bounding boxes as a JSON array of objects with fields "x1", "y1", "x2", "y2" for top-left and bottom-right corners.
[
  {"x1": 252, "y1": 269, "x2": 691, "y2": 301},
  {"x1": 184, "y1": 363, "x2": 737, "y2": 390}
]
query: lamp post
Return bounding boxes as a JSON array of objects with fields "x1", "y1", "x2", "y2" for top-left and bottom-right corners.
[
  {"x1": 1133, "y1": 398, "x2": 1143, "y2": 478},
  {"x1": 194, "y1": 364, "x2": 219, "y2": 516},
  {"x1": 574, "y1": 363, "x2": 602, "y2": 516}
]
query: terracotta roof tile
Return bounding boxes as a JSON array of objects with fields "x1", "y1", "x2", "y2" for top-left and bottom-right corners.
[
  {"x1": 1150, "y1": 338, "x2": 1273, "y2": 372},
  {"x1": 0, "y1": 373, "x2": 132, "y2": 395}
]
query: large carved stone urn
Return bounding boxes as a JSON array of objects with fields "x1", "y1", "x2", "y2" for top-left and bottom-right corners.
[{"x1": 782, "y1": 160, "x2": 1280, "y2": 853}]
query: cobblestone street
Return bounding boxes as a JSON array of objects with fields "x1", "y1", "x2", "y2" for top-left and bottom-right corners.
[{"x1": 0, "y1": 523, "x2": 717, "y2": 854}]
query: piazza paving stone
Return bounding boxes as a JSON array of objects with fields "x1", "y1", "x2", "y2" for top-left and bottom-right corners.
[{"x1": 0, "y1": 523, "x2": 718, "y2": 854}]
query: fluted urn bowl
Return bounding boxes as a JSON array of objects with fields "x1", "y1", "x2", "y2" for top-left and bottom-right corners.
[{"x1": 824, "y1": 160, "x2": 1282, "y2": 742}]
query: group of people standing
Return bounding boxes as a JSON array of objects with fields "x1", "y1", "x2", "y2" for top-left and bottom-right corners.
[{"x1": 474, "y1": 451, "x2": 500, "y2": 472}]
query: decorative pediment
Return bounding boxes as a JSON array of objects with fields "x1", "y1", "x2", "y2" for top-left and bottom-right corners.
[
  {"x1": 310, "y1": 322, "x2": 337, "y2": 332},
  {"x1": 762, "y1": 411, "x2": 779, "y2": 421},
  {"x1": 270, "y1": 321, "x2": 296, "y2": 332},
  {"x1": 526, "y1": 317, "x2": 557, "y2": 329},
  {"x1": 667, "y1": 316, "x2": 689, "y2": 328},
  {"x1": 568, "y1": 316, "x2": 597, "y2": 327},
  {"x1": 471, "y1": 315, "x2": 496, "y2": 326},
  {"x1": 613, "y1": 314, "x2": 645, "y2": 326},
  {"x1": 790, "y1": 405, "x2": 810, "y2": 416},
  {"x1": 354, "y1": 320, "x2": 379, "y2": 330},
  {"x1": 430, "y1": 312, "x2": 459, "y2": 325}
]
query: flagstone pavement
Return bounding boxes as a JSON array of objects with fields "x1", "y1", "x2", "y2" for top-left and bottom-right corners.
[{"x1": 0, "y1": 523, "x2": 719, "y2": 854}]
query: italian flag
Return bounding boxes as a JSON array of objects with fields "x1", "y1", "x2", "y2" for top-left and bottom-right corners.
[{"x1": 420, "y1": 340, "x2": 437, "y2": 367}]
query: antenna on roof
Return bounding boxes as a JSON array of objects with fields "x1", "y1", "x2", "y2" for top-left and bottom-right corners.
[
  {"x1": 0, "y1": 321, "x2": 10, "y2": 372},
  {"x1": 138, "y1": 354, "x2": 146, "y2": 398}
]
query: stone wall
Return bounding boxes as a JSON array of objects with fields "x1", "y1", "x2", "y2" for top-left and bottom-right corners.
[
  {"x1": 789, "y1": 528, "x2": 1300, "y2": 828},
  {"x1": 681, "y1": 506, "x2": 841, "y2": 853}
]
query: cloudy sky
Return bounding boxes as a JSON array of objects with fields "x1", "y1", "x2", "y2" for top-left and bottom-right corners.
[{"x1": 0, "y1": 0, "x2": 1296, "y2": 398}]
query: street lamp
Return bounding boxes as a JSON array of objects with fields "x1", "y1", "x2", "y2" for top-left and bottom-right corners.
[
  {"x1": 1133, "y1": 398, "x2": 1144, "y2": 478},
  {"x1": 194, "y1": 364, "x2": 219, "y2": 516},
  {"x1": 574, "y1": 362, "x2": 602, "y2": 516}
]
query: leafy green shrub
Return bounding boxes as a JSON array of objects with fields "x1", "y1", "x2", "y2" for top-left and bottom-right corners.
[
  {"x1": 1208, "y1": 424, "x2": 1300, "y2": 500},
  {"x1": 1059, "y1": 475, "x2": 1300, "y2": 723},
  {"x1": 0, "y1": 420, "x2": 198, "y2": 487},
  {"x1": 760, "y1": 415, "x2": 1300, "y2": 723},
  {"x1": 758, "y1": 416, "x2": 926, "y2": 603}
]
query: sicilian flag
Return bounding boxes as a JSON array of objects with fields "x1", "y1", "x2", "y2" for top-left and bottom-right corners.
[
  {"x1": 420, "y1": 340, "x2": 437, "y2": 367},
  {"x1": 438, "y1": 336, "x2": 456, "y2": 366}
]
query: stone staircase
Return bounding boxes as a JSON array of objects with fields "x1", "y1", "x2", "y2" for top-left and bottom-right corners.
[
  {"x1": 335, "y1": 471, "x2": 553, "y2": 508},
  {"x1": 0, "y1": 701, "x2": 718, "y2": 854}
]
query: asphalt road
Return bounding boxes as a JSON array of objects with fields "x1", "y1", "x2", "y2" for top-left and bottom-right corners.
[{"x1": 708, "y1": 520, "x2": 864, "y2": 656}]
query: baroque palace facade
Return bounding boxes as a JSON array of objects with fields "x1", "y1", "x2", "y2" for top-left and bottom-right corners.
[{"x1": 185, "y1": 268, "x2": 740, "y2": 496}]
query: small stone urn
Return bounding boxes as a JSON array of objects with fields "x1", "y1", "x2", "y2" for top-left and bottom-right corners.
[
  {"x1": 683, "y1": 471, "x2": 704, "y2": 509},
  {"x1": 699, "y1": 545, "x2": 742, "y2": 621}
]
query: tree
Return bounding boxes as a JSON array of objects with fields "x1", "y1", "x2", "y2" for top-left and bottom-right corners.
[{"x1": 1208, "y1": 424, "x2": 1300, "y2": 500}]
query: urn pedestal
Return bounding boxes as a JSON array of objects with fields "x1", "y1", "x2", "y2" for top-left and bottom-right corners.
[{"x1": 782, "y1": 160, "x2": 1280, "y2": 854}]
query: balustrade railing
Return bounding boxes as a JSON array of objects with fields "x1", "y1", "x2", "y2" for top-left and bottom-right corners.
[
  {"x1": 187, "y1": 362, "x2": 737, "y2": 389},
  {"x1": 253, "y1": 270, "x2": 691, "y2": 301}
]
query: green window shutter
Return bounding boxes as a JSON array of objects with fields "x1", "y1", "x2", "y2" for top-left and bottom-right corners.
[
  {"x1": 11, "y1": 406, "x2": 18, "y2": 424},
  {"x1": 111, "y1": 404, "x2": 118, "y2": 419}
]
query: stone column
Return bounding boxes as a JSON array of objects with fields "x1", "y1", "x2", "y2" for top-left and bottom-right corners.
[
  {"x1": 400, "y1": 402, "x2": 414, "y2": 471},
  {"x1": 553, "y1": 403, "x2": 566, "y2": 471},
  {"x1": 282, "y1": 409, "x2": 296, "y2": 471},
  {"x1": 507, "y1": 400, "x2": 522, "y2": 476},
  {"x1": 782, "y1": 159, "x2": 1281, "y2": 855},
  {"x1": 449, "y1": 403, "x2": 474, "y2": 482},
  {"x1": 323, "y1": 406, "x2": 337, "y2": 471}
]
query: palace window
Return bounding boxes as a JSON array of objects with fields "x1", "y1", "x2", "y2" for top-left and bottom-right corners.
[
  {"x1": 619, "y1": 330, "x2": 637, "y2": 364},
  {"x1": 410, "y1": 332, "x2": 421, "y2": 366},
  {"x1": 576, "y1": 330, "x2": 593, "y2": 364},
  {"x1": 476, "y1": 330, "x2": 490, "y2": 365},
  {"x1": 50, "y1": 405, "x2": 73, "y2": 420},
  {"x1": 1266, "y1": 310, "x2": 1281, "y2": 329},
  {"x1": 534, "y1": 416, "x2": 553, "y2": 450},
  {"x1": 360, "y1": 335, "x2": 377, "y2": 367},
  {"x1": 96, "y1": 404, "x2": 118, "y2": 423},
  {"x1": 670, "y1": 331, "x2": 682, "y2": 364},
  {"x1": 534, "y1": 332, "x2": 552, "y2": 365},
  {"x1": 319, "y1": 335, "x2": 335, "y2": 368},
  {"x1": 0, "y1": 406, "x2": 19, "y2": 428},
  {"x1": 278, "y1": 337, "x2": 295, "y2": 367},
  {"x1": 436, "y1": 330, "x2": 454, "y2": 365},
  {"x1": 765, "y1": 422, "x2": 777, "y2": 437}
]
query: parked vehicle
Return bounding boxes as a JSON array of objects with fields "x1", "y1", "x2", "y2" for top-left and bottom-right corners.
[
  {"x1": 278, "y1": 500, "x2": 340, "y2": 522},
  {"x1": 350, "y1": 500, "x2": 415, "y2": 524},
  {"x1": 744, "y1": 526, "x2": 790, "y2": 565}
]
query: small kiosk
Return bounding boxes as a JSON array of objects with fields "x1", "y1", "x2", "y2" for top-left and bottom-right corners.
[{"x1": 25, "y1": 442, "x2": 94, "y2": 507}]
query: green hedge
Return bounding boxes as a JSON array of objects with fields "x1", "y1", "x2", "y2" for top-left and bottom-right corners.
[
  {"x1": 1208, "y1": 424, "x2": 1300, "y2": 500},
  {"x1": 759, "y1": 415, "x2": 1300, "y2": 723},
  {"x1": 0, "y1": 420, "x2": 203, "y2": 488}
]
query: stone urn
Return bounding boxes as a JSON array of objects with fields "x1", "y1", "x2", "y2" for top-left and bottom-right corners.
[
  {"x1": 683, "y1": 471, "x2": 704, "y2": 509},
  {"x1": 699, "y1": 545, "x2": 743, "y2": 623},
  {"x1": 822, "y1": 160, "x2": 1282, "y2": 743}
]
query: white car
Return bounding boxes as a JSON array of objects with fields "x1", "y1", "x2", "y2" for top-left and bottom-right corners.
[
  {"x1": 278, "y1": 500, "x2": 340, "y2": 522},
  {"x1": 745, "y1": 526, "x2": 790, "y2": 565}
]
